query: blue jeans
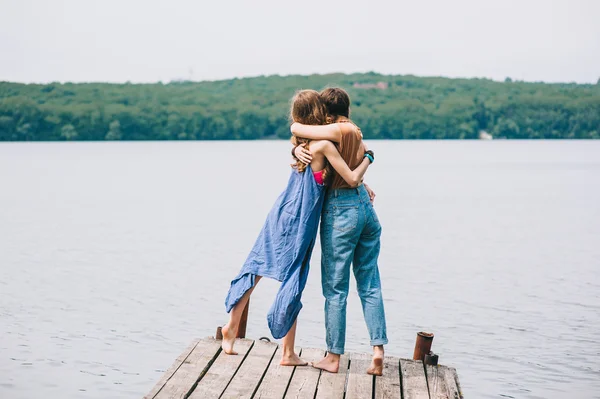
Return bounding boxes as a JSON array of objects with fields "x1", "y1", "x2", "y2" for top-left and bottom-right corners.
[{"x1": 320, "y1": 185, "x2": 388, "y2": 354}]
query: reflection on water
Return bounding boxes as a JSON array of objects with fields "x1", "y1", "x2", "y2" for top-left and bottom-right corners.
[{"x1": 1, "y1": 140, "x2": 599, "y2": 399}]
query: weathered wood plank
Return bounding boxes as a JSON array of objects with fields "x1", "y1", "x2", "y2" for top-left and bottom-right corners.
[
  {"x1": 441, "y1": 366, "x2": 462, "y2": 399},
  {"x1": 427, "y1": 364, "x2": 463, "y2": 399},
  {"x1": 188, "y1": 338, "x2": 254, "y2": 399},
  {"x1": 144, "y1": 339, "x2": 200, "y2": 399},
  {"x1": 425, "y1": 364, "x2": 450, "y2": 399},
  {"x1": 450, "y1": 366, "x2": 464, "y2": 399},
  {"x1": 400, "y1": 359, "x2": 429, "y2": 399},
  {"x1": 153, "y1": 338, "x2": 221, "y2": 399},
  {"x1": 220, "y1": 339, "x2": 279, "y2": 399},
  {"x1": 346, "y1": 352, "x2": 373, "y2": 399},
  {"x1": 374, "y1": 357, "x2": 401, "y2": 399},
  {"x1": 255, "y1": 346, "x2": 301, "y2": 399},
  {"x1": 314, "y1": 354, "x2": 349, "y2": 399},
  {"x1": 284, "y1": 348, "x2": 325, "y2": 399}
]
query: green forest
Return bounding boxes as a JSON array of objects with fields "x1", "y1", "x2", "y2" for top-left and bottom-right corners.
[{"x1": 1, "y1": 73, "x2": 599, "y2": 141}]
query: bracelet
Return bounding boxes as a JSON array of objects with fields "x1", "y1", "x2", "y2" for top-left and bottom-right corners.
[
  {"x1": 364, "y1": 153, "x2": 374, "y2": 164},
  {"x1": 291, "y1": 145, "x2": 299, "y2": 159}
]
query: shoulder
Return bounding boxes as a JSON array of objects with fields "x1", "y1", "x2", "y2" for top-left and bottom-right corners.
[{"x1": 338, "y1": 122, "x2": 360, "y2": 136}]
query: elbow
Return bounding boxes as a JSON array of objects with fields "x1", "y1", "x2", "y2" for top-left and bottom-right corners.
[{"x1": 350, "y1": 177, "x2": 361, "y2": 187}]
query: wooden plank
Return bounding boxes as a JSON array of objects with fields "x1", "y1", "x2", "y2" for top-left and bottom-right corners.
[
  {"x1": 424, "y1": 365, "x2": 462, "y2": 399},
  {"x1": 425, "y1": 364, "x2": 450, "y2": 399},
  {"x1": 220, "y1": 339, "x2": 279, "y2": 399},
  {"x1": 426, "y1": 364, "x2": 463, "y2": 399},
  {"x1": 188, "y1": 338, "x2": 254, "y2": 399},
  {"x1": 374, "y1": 357, "x2": 401, "y2": 399},
  {"x1": 400, "y1": 359, "x2": 428, "y2": 399},
  {"x1": 441, "y1": 366, "x2": 462, "y2": 399},
  {"x1": 144, "y1": 339, "x2": 200, "y2": 399},
  {"x1": 346, "y1": 352, "x2": 373, "y2": 399},
  {"x1": 314, "y1": 354, "x2": 349, "y2": 399},
  {"x1": 255, "y1": 346, "x2": 300, "y2": 399},
  {"x1": 450, "y1": 366, "x2": 464, "y2": 399},
  {"x1": 284, "y1": 348, "x2": 325, "y2": 399},
  {"x1": 153, "y1": 338, "x2": 221, "y2": 399}
]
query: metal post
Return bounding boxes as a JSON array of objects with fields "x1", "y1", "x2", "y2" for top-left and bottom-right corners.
[{"x1": 413, "y1": 331, "x2": 434, "y2": 361}]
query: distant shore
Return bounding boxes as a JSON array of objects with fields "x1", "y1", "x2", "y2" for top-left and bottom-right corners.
[{"x1": 1, "y1": 73, "x2": 599, "y2": 141}]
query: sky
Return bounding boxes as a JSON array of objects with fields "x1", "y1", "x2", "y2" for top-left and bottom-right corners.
[{"x1": 1, "y1": 0, "x2": 599, "y2": 84}]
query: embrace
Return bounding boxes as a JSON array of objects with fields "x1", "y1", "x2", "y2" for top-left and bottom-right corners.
[{"x1": 222, "y1": 88, "x2": 387, "y2": 376}]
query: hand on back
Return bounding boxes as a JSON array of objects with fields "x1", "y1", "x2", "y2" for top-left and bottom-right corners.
[{"x1": 294, "y1": 143, "x2": 312, "y2": 165}]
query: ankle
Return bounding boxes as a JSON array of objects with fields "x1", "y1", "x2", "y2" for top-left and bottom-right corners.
[
  {"x1": 224, "y1": 323, "x2": 238, "y2": 334},
  {"x1": 282, "y1": 349, "x2": 296, "y2": 358},
  {"x1": 373, "y1": 345, "x2": 384, "y2": 355}
]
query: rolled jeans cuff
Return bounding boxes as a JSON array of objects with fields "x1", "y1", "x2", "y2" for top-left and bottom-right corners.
[{"x1": 327, "y1": 347, "x2": 345, "y2": 355}]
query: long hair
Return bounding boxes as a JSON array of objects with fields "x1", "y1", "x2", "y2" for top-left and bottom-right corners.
[{"x1": 290, "y1": 90, "x2": 328, "y2": 175}]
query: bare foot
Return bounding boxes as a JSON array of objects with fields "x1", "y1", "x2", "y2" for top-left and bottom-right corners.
[
  {"x1": 367, "y1": 347, "x2": 384, "y2": 376},
  {"x1": 311, "y1": 354, "x2": 340, "y2": 373},
  {"x1": 221, "y1": 324, "x2": 238, "y2": 355},
  {"x1": 280, "y1": 353, "x2": 308, "y2": 366}
]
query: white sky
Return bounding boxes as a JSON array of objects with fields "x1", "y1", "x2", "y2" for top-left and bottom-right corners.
[{"x1": 1, "y1": 0, "x2": 599, "y2": 84}]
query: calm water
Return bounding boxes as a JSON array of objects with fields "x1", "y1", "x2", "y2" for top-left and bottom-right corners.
[{"x1": 0, "y1": 140, "x2": 599, "y2": 399}]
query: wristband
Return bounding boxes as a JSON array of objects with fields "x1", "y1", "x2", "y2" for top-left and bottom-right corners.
[
  {"x1": 291, "y1": 145, "x2": 299, "y2": 159},
  {"x1": 364, "y1": 153, "x2": 374, "y2": 164}
]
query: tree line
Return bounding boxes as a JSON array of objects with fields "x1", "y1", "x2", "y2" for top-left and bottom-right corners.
[{"x1": 1, "y1": 72, "x2": 599, "y2": 141}]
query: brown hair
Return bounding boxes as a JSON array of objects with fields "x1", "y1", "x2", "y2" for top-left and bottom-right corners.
[
  {"x1": 320, "y1": 87, "x2": 351, "y2": 118},
  {"x1": 290, "y1": 90, "x2": 328, "y2": 175}
]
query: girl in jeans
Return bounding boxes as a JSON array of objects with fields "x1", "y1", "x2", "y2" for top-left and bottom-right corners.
[{"x1": 291, "y1": 87, "x2": 387, "y2": 376}]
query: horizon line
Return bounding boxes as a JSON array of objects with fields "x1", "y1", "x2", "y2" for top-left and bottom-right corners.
[{"x1": 2, "y1": 70, "x2": 598, "y2": 86}]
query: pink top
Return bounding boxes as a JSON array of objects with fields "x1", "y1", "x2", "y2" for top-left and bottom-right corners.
[{"x1": 313, "y1": 169, "x2": 325, "y2": 185}]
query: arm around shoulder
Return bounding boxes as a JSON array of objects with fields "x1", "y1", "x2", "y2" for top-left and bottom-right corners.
[
  {"x1": 290, "y1": 122, "x2": 342, "y2": 143},
  {"x1": 338, "y1": 122, "x2": 360, "y2": 136}
]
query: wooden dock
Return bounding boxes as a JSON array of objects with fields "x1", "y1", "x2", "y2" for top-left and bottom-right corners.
[{"x1": 145, "y1": 337, "x2": 463, "y2": 399}]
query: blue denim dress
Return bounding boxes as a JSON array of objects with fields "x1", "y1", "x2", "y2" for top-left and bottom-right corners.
[{"x1": 225, "y1": 165, "x2": 325, "y2": 339}]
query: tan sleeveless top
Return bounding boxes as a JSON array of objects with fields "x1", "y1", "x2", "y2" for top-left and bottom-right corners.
[{"x1": 330, "y1": 121, "x2": 365, "y2": 189}]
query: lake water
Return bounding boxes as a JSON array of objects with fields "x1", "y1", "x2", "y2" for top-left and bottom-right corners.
[{"x1": 0, "y1": 140, "x2": 599, "y2": 399}]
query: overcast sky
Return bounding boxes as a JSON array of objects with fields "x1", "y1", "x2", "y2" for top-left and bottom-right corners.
[{"x1": 1, "y1": 0, "x2": 599, "y2": 84}]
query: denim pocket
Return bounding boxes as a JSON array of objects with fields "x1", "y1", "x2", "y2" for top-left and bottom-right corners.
[{"x1": 333, "y1": 205, "x2": 359, "y2": 232}]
